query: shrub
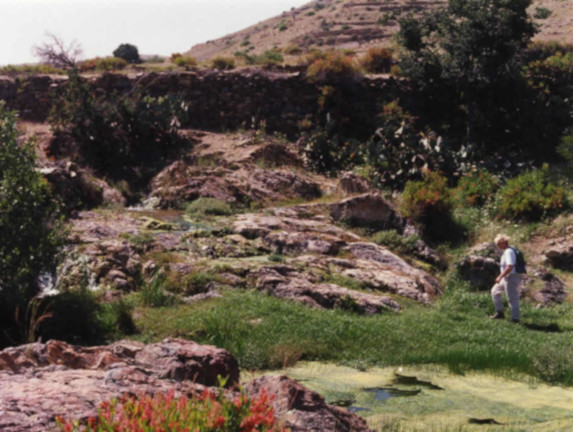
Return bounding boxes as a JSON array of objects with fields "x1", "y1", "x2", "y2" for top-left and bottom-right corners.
[
  {"x1": 306, "y1": 51, "x2": 361, "y2": 83},
  {"x1": 78, "y1": 57, "x2": 128, "y2": 72},
  {"x1": 140, "y1": 273, "x2": 176, "y2": 307},
  {"x1": 360, "y1": 47, "x2": 393, "y2": 73},
  {"x1": 186, "y1": 197, "x2": 233, "y2": 216},
  {"x1": 402, "y1": 171, "x2": 452, "y2": 221},
  {"x1": 173, "y1": 55, "x2": 198, "y2": 69},
  {"x1": 453, "y1": 170, "x2": 499, "y2": 207},
  {"x1": 48, "y1": 70, "x2": 188, "y2": 192},
  {"x1": 366, "y1": 101, "x2": 464, "y2": 187},
  {"x1": 371, "y1": 230, "x2": 420, "y2": 256},
  {"x1": 0, "y1": 102, "x2": 64, "y2": 347},
  {"x1": 56, "y1": 387, "x2": 282, "y2": 432},
  {"x1": 112, "y1": 43, "x2": 140, "y2": 63},
  {"x1": 211, "y1": 56, "x2": 235, "y2": 70},
  {"x1": 143, "y1": 55, "x2": 165, "y2": 64},
  {"x1": 278, "y1": 19, "x2": 288, "y2": 31},
  {"x1": 495, "y1": 166, "x2": 568, "y2": 221},
  {"x1": 298, "y1": 127, "x2": 363, "y2": 175},
  {"x1": 533, "y1": 7, "x2": 552, "y2": 19}
]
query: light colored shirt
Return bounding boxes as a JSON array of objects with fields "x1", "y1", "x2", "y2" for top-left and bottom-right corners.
[{"x1": 501, "y1": 247, "x2": 517, "y2": 275}]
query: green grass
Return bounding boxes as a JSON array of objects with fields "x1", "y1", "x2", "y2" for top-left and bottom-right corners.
[{"x1": 132, "y1": 277, "x2": 573, "y2": 384}]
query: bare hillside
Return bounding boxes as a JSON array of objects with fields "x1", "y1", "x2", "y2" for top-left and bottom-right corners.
[{"x1": 187, "y1": 0, "x2": 572, "y2": 62}]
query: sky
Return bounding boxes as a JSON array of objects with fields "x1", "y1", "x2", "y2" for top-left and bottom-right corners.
[{"x1": 0, "y1": 0, "x2": 311, "y2": 66}]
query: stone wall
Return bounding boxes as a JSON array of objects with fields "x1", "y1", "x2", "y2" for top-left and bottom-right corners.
[{"x1": 0, "y1": 69, "x2": 402, "y2": 136}]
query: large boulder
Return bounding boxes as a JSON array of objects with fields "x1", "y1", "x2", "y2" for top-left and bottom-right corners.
[
  {"x1": 338, "y1": 171, "x2": 372, "y2": 196},
  {"x1": 456, "y1": 255, "x2": 500, "y2": 290},
  {"x1": 0, "y1": 339, "x2": 239, "y2": 432},
  {"x1": 330, "y1": 193, "x2": 404, "y2": 230},
  {"x1": 245, "y1": 375, "x2": 374, "y2": 432},
  {"x1": 543, "y1": 236, "x2": 573, "y2": 270},
  {"x1": 250, "y1": 265, "x2": 400, "y2": 314},
  {"x1": 529, "y1": 268, "x2": 567, "y2": 306}
]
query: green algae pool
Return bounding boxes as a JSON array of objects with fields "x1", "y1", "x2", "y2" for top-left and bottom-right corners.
[{"x1": 246, "y1": 362, "x2": 573, "y2": 431}]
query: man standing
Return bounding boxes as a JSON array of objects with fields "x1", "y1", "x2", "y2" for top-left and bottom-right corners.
[{"x1": 490, "y1": 234, "x2": 521, "y2": 323}]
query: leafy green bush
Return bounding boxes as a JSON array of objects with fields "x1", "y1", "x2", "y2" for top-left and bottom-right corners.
[
  {"x1": 365, "y1": 101, "x2": 464, "y2": 187},
  {"x1": 0, "y1": 102, "x2": 65, "y2": 347},
  {"x1": 533, "y1": 7, "x2": 552, "y2": 19},
  {"x1": 140, "y1": 273, "x2": 176, "y2": 307},
  {"x1": 495, "y1": 166, "x2": 568, "y2": 221},
  {"x1": 371, "y1": 229, "x2": 420, "y2": 256},
  {"x1": 211, "y1": 56, "x2": 235, "y2": 70},
  {"x1": 57, "y1": 387, "x2": 281, "y2": 432},
  {"x1": 48, "y1": 70, "x2": 188, "y2": 193},
  {"x1": 298, "y1": 127, "x2": 363, "y2": 175},
  {"x1": 360, "y1": 47, "x2": 393, "y2": 73},
  {"x1": 402, "y1": 171, "x2": 459, "y2": 243},
  {"x1": 402, "y1": 171, "x2": 452, "y2": 221},
  {"x1": 112, "y1": 43, "x2": 140, "y2": 63},
  {"x1": 186, "y1": 197, "x2": 233, "y2": 216},
  {"x1": 453, "y1": 170, "x2": 499, "y2": 207},
  {"x1": 173, "y1": 55, "x2": 198, "y2": 69},
  {"x1": 306, "y1": 51, "x2": 361, "y2": 83}
]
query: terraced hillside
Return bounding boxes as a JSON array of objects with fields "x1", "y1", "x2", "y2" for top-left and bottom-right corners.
[{"x1": 187, "y1": 0, "x2": 572, "y2": 62}]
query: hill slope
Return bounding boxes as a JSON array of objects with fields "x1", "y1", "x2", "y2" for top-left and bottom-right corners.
[{"x1": 187, "y1": 0, "x2": 573, "y2": 62}]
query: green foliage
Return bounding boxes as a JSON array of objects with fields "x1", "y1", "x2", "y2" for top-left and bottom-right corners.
[
  {"x1": 495, "y1": 166, "x2": 568, "y2": 221},
  {"x1": 211, "y1": 56, "x2": 235, "y2": 70},
  {"x1": 402, "y1": 171, "x2": 452, "y2": 220},
  {"x1": 57, "y1": 386, "x2": 281, "y2": 432},
  {"x1": 140, "y1": 273, "x2": 177, "y2": 307},
  {"x1": 186, "y1": 197, "x2": 233, "y2": 216},
  {"x1": 48, "y1": 70, "x2": 188, "y2": 194},
  {"x1": 235, "y1": 50, "x2": 284, "y2": 66},
  {"x1": 371, "y1": 229, "x2": 420, "y2": 256},
  {"x1": 77, "y1": 57, "x2": 128, "y2": 72},
  {"x1": 365, "y1": 101, "x2": 464, "y2": 187},
  {"x1": 0, "y1": 102, "x2": 64, "y2": 347},
  {"x1": 360, "y1": 46, "x2": 393, "y2": 73},
  {"x1": 0, "y1": 63, "x2": 64, "y2": 76},
  {"x1": 453, "y1": 170, "x2": 499, "y2": 207},
  {"x1": 397, "y1": 0, "x2": 536, "y2": 150},
  {"x1": 278, "y1": 19, "x2": 288, "y2": 31},
  {"x1": 306, "y1": 51, "x2": 361, "y2": 83},
  {"x1": 298, "y1": 126, "x2": 363, "y2": 175},
  {"x1": 112, "y1": 43, "x2": 140, "y2": 63},
  {"x1": 38, "y1": 287, "x2": 110, "y2": 345},
  {"x1": 283, "y1": 44, "x2": 302, "y2": 55},
  {"x1": 533, "y1": 7, "x2": 552, "y2": 19},
  {"x1": 135, "y1": 288, "x2": 573, "y2": 385},
  {"x1": 172, "y1": 55, "x2": 198, "y2": 69}
]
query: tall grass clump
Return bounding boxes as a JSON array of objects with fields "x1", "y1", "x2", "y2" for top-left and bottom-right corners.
[
  {"x1": 211, "y1": 56, "x2": 235, "y2": 70},
  {"x1": 306, "y1": 51, "x2": 361, "y2": 83},
  {"x1": 186, "y1": 197, "x2": 233, "y2": 216},
  {"x1": 57, "y1": 387, "x2": 283, "y2": 432}
]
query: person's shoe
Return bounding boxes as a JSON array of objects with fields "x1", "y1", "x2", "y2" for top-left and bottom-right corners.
[
  {"x1": 489, "y1": 312, "x2": 505, "y2": 320},
  {"x1": 511, "y1": 318, "x2": 520, "y2": 323}
]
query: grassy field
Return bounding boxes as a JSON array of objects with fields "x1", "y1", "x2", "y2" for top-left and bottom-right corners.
[{"x1": 132, "y1": 273, "x2": 573, "y2": 386}]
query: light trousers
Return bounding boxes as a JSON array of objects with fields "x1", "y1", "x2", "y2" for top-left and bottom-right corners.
[{"x1": 491, "y1": 273, "x2": 521, "y2": 320}]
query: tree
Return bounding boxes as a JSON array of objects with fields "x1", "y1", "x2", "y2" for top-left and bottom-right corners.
[
  {"x1": 397, "y1": 0, "x2": 536, "y2": 148},
  {"x1": 32, "y1": 32, "x2": 82, "y2": 69},
  {"x1": 0, "y1": 102, "x2": 64, "y2": 346},
  {"x1": 113, "y1": 43, "x2": 141, "y2": 63}
]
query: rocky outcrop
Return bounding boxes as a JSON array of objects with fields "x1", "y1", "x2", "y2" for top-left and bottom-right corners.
[
  {"x1": 457, "y1": 255, "x2": 500, "y2": 290},
  {"x1": 338, "y1": 172, "x2": 372, "y2": 196},
  {"x1": 543, "y1": 236, "x2": 573, "y2": 270},
  {"x1": 330, "y1": 193, "x2": 404, "y2": 230},
  {"x1": 0, "y1": 339, "x2": 372, "y2": 432},
  {"x1": 245, "y1": 375, "x2": 373, "y2": 432},
  {"x1": 40, "y1": 161, "x2": 125, "y2": 212},
  {"x1": 250, "y1": 265, "x2": 400, "y2": 313},
  {"x1": 529, "y1": 269, "x2": 567, "y2": 306},
  {"x1": 0, "y1": 339, "x2": 239, "y2": 432}
]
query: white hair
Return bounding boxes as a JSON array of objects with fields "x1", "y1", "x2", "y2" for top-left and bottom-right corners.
[{"x1": 494, "y1": 234, "x2": 510, "y2": 245}]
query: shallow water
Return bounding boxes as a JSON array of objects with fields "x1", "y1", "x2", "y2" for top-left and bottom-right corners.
[{"x1": 246, "y1": 362, "x2": 573, "y2": 431}]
